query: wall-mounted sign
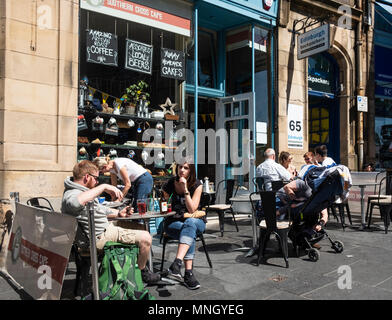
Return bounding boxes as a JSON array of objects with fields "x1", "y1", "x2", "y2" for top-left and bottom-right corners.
[
  {"x1": 357, "y1": 96, "x2": 368, "y2": 112},
  {"x1": 81, "y1": 0, "x2": 191, "y2": 37},
  {"x1": 86, "y1": 29, "x2": 118, "y2": 66},
  {"x1": 297, "y1": 24, "x2": 330, "y2": 60},
  {"x1": 161, "y1": 48, "x2": 185, "y2": 81},
  {"x1": 125, "y1": 39, "x2": 153, "y2": 74},
  {"x1": 287, "y1": 104, "x2": 304, "y2": 149}
]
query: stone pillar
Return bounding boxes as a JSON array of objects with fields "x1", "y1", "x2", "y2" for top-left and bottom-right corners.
[{"x1": 0, "y1": 0, "x2": 79, "y2": 198}]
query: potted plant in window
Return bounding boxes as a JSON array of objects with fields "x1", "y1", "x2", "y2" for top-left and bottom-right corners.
[{"x1": 122, "y1": 80, "x2": 150, "y2": 115}]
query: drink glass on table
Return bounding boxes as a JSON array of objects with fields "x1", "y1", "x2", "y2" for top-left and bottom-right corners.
[{"x1": 137, "y1": 199, "x2": 147, "y2": 215}]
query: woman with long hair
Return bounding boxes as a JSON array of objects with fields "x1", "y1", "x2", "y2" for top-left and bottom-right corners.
[
  {"x1": 161, "y1": 159, "x2": 205, "y2": 290},
  {"x1": 279, "y1": 151, "x2": 297, "y2": 178}
]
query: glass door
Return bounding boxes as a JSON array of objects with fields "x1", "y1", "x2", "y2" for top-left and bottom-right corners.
[{"x1": 216, "y1": 92, "x2": 254, "y2": 202}]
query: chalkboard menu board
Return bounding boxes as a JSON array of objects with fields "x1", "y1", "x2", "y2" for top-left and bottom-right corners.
[
  {"x1": 86, "y1": 29, "x2": 118, "y2": 66},
  {"x1": 125, "y1": 39, "x2": 153, "y2": 74},
  {"x1": 160, "y1": 48, "x2": 185, "y2": 81}
]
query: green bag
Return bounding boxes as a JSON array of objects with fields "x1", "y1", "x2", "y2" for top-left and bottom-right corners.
[{"x1": 98, "y1": 241, "x2": 155, "y2": 300}]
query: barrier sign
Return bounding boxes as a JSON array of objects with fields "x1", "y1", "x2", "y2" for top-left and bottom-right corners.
[
  {"x1": 6, "y1": 203, "x2": 77, "y2": 300},
  {"x1": 297, "y1": 24, "x2": 330, "y2": 60}
]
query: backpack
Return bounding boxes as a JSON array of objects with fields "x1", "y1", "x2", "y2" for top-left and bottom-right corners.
[
  {"x1": 97, "y1": 242, "x2": 155, "y2": 300},
  {"x1": 302, "y1": 166, "x2": 328, "y2": 191}
]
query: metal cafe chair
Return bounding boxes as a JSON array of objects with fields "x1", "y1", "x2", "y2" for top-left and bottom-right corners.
[
  {"x1": 257, "y1": 190, "x2": 290, "y2": 268},
  {"x1": 205, "y1": 179, "x2": 239, "y2": 237},
  {"x1": 367, "y1": 176, "x2": 392, "y2": 233}
]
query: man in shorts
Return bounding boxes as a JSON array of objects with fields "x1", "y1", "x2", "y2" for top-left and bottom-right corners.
[{"x1": 61, "y1": 160, "x2": 160, "y2": 284}]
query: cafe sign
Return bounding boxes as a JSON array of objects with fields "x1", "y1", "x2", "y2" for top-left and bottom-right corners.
[
  {"x1": 297, "y1": 24, "x2": 330, "y2": 60},
  {"x1": 81, "y1": 0, "x2": 191, "y2": 37}
]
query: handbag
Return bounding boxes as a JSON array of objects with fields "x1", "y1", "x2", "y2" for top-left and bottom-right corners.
[{"x1": 183, "y1": 210, "x2": 206, "y2": 219}]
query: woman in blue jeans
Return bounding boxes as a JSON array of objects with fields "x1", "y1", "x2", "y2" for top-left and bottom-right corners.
[
  {"x1": 162, "y1": 160, "x2": 205, "y2": 290},
  {"x1": 94, "y1": 157, "x2": 153, "y2": 212}
]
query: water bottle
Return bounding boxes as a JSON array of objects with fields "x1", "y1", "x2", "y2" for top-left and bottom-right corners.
[{"x1": 203, "y1": 177, "x2": 210, "y2": 193}]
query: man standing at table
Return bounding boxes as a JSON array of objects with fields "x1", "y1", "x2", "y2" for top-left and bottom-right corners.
[
  {"x1": 256, "y1": 148, "x2": 292, "y2": 191},
  {"x1": 61, "y1": 160, "x2": 160, "y2": 285}
]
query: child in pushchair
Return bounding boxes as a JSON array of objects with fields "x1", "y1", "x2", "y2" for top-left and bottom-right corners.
[{"x1": 276, "y1": 168, "x2": 348, "y2": 262}]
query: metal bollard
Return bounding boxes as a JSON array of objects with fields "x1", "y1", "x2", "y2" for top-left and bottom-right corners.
[{"x1": 87, "y1": 201, "x2": 100, "y2": 300}]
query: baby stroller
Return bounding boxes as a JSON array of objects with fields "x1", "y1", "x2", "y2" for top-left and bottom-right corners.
[{"x1": 288, "y1": 169, "x2": 345, "y2": 262}]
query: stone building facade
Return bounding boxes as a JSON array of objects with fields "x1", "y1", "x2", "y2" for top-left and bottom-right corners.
[
  {"x1": 0, "y1": 0, "x2": 79, "y2": 198},
  {"x1": 276, "y1": 0, "x2": 373, "y2": 171}
]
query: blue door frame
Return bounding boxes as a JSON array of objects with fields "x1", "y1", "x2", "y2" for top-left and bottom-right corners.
[{"x1": 189, "y1": 1, "x2": 277, "y2": 177}]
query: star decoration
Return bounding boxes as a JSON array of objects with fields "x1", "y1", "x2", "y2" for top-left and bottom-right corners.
[{"x1": 159, "y1": 97, "x2": 177, "y2": 115}]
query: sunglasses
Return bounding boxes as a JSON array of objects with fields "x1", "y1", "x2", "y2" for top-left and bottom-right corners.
[
  {"x1": 88, "y1": 173, "x2": 99, "y2": 181},
  {"x1": 304, "y1": 157, "x2": 310, "y2": 161}
]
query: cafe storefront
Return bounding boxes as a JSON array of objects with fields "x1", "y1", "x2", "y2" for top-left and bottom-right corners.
[{"x1": 78, "y1": 0, "x2": 279, "y2": 199}]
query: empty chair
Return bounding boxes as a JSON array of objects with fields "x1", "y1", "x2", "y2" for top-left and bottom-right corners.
[
  {"x1": 26, "y1": 197, "x2": 54, "y2": 212},
  {"x1": 367, "y1": 176, "x2": 392, "y2": 233},
  {"x1": 257, "y1": 190, "x2": 290, "y2": 268},
  {"x1": 206, "y1": 179, "x2": 239, "y2": 237},
  {"x1": 328, "y1": 199, "x2": 352, "y2": 230},
  {"x1": 365, "y1": 172, "x2": 391, "y2": 223}
]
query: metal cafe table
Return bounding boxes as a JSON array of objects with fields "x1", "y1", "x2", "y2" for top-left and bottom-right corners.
[
  {"x1": 351, "y1": 182, "x2": 379, "y2": 231},
  {"x1": 229, "y1": 193, "x2": 261, "y2": 257},
  {"x1": 109, "y1": 211, "x2": 176, "y2": 270}
]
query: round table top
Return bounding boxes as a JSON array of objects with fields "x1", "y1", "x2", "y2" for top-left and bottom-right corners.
[
  {"x1": 109, "y1": 211, "x2": 176, "y2": 220},
  {"x1": 230, "y1": 194, "x2": 260, "y2": 202},
  {"x1": 352, "y1": 182, "x2": 379, "y2": 187}
]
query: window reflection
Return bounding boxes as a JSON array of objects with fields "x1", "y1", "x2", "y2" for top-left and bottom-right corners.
[{"x1": 186, "y1": 31, "x2": 217, "y2": 88}]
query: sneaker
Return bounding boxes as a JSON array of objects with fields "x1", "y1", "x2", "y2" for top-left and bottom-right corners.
[
  {"x1": 184, "y1": 271, "x2": 200, "y2": 290},
  {"x1": 167, "y1": 260, "x2": 182, "y2": 281},
  {"x1": 141, "y1": 266, "x2": 160, "y2": 285}
]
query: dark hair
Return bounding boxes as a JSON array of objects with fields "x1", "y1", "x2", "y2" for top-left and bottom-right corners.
[
  {"x1": 314, "y1": 145, "x2": 328, "y2": 157},
  {"x1": 176, "y1": 161, "x2": 197, "y2": 190},
  {"x1": 278, "y1": 151, "x2": 291, "y2": 165}
]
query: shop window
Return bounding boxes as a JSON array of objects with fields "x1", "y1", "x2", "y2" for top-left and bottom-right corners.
[
  {"x1": 186, "y1": 30, "x2": 217, "y2": 88},
  {"x1": 310, "y1": 106, "x2": 329, "y2": 145},
  {"x1": 375, "y1": 98, "x2": 392, "y2": 168},
  {"x1": 78, "y1": 9, "x2": 185, "y2": 179}
]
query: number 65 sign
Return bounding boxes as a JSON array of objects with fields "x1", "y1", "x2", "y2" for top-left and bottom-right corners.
[{"x1": 287, "y1": 104, "x2": 304, "y2": 149}]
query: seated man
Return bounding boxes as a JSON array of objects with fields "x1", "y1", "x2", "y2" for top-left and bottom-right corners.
[
  {"x1": 61, "y1": 160, "x2": 160, "y2": 285},
  {"x1": 275, "y1": 179, "x2": 328, "y2": 232},
  {"x1": 256, "y1": 148, "x2": 292, "y2": 191}
]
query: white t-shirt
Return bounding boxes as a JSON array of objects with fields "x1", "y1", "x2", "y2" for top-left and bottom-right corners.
[
  {"x1": 256, "y1": 158, "x2": 292, "y2": 191},
  {"x1": 321, "y1": 157, "x2": 336, "y2": 167},
  {"x1": 110, "y1": 158, "x2": 147, "y2": 182}
]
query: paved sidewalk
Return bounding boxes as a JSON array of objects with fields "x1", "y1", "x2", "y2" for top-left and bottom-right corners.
[{"x1": 1, "y1": 200, "x2": 392, "y2": 300}]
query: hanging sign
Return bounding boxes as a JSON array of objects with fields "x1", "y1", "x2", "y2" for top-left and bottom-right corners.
[
  {"x1": 125, "y1": 39, "x2": 153, "y2": 74},
  {"x1": 160, "y1": 48, "x2": 185, "y2": 81},
  {"x1": 287, "y1": 104, "x2": 304, "y2": 149},
  {"x1": 86, "y1": 29, "x2": 118, "y2": 66},
  {"x1": 297, "y1": 24, "x2": 330, "y2": 60}
]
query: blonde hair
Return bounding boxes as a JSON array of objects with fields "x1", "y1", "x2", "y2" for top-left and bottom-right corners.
[{"x1": 93, "y1": 157, "x2": 108, "y2": 170}]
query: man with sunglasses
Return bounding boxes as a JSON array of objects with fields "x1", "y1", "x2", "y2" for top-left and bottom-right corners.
[{"x1": 61, "y1": 160, "x2": 160, "y2": 285}]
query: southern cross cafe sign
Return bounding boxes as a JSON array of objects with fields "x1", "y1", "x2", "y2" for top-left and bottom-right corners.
[{"x1": 297, "y1": 24, "x2": 330, "y2": 60}]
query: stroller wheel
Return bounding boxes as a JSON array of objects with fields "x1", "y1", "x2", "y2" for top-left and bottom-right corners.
[
  {"x1": 308, "y1": 248, "x2": 320, "y2": 262},
  {"x1": 332, "y1": 240, "x2": 344, "y2": 253}
]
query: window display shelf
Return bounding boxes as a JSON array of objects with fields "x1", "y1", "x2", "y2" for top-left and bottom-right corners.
[{"x1": 78, "y1": 107, "x2": 184, "y2": 124}]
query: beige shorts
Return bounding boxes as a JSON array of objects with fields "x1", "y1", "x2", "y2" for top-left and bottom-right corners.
[{"x1": 96, "y1": 222, "x2": 147, "y2": 251}]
